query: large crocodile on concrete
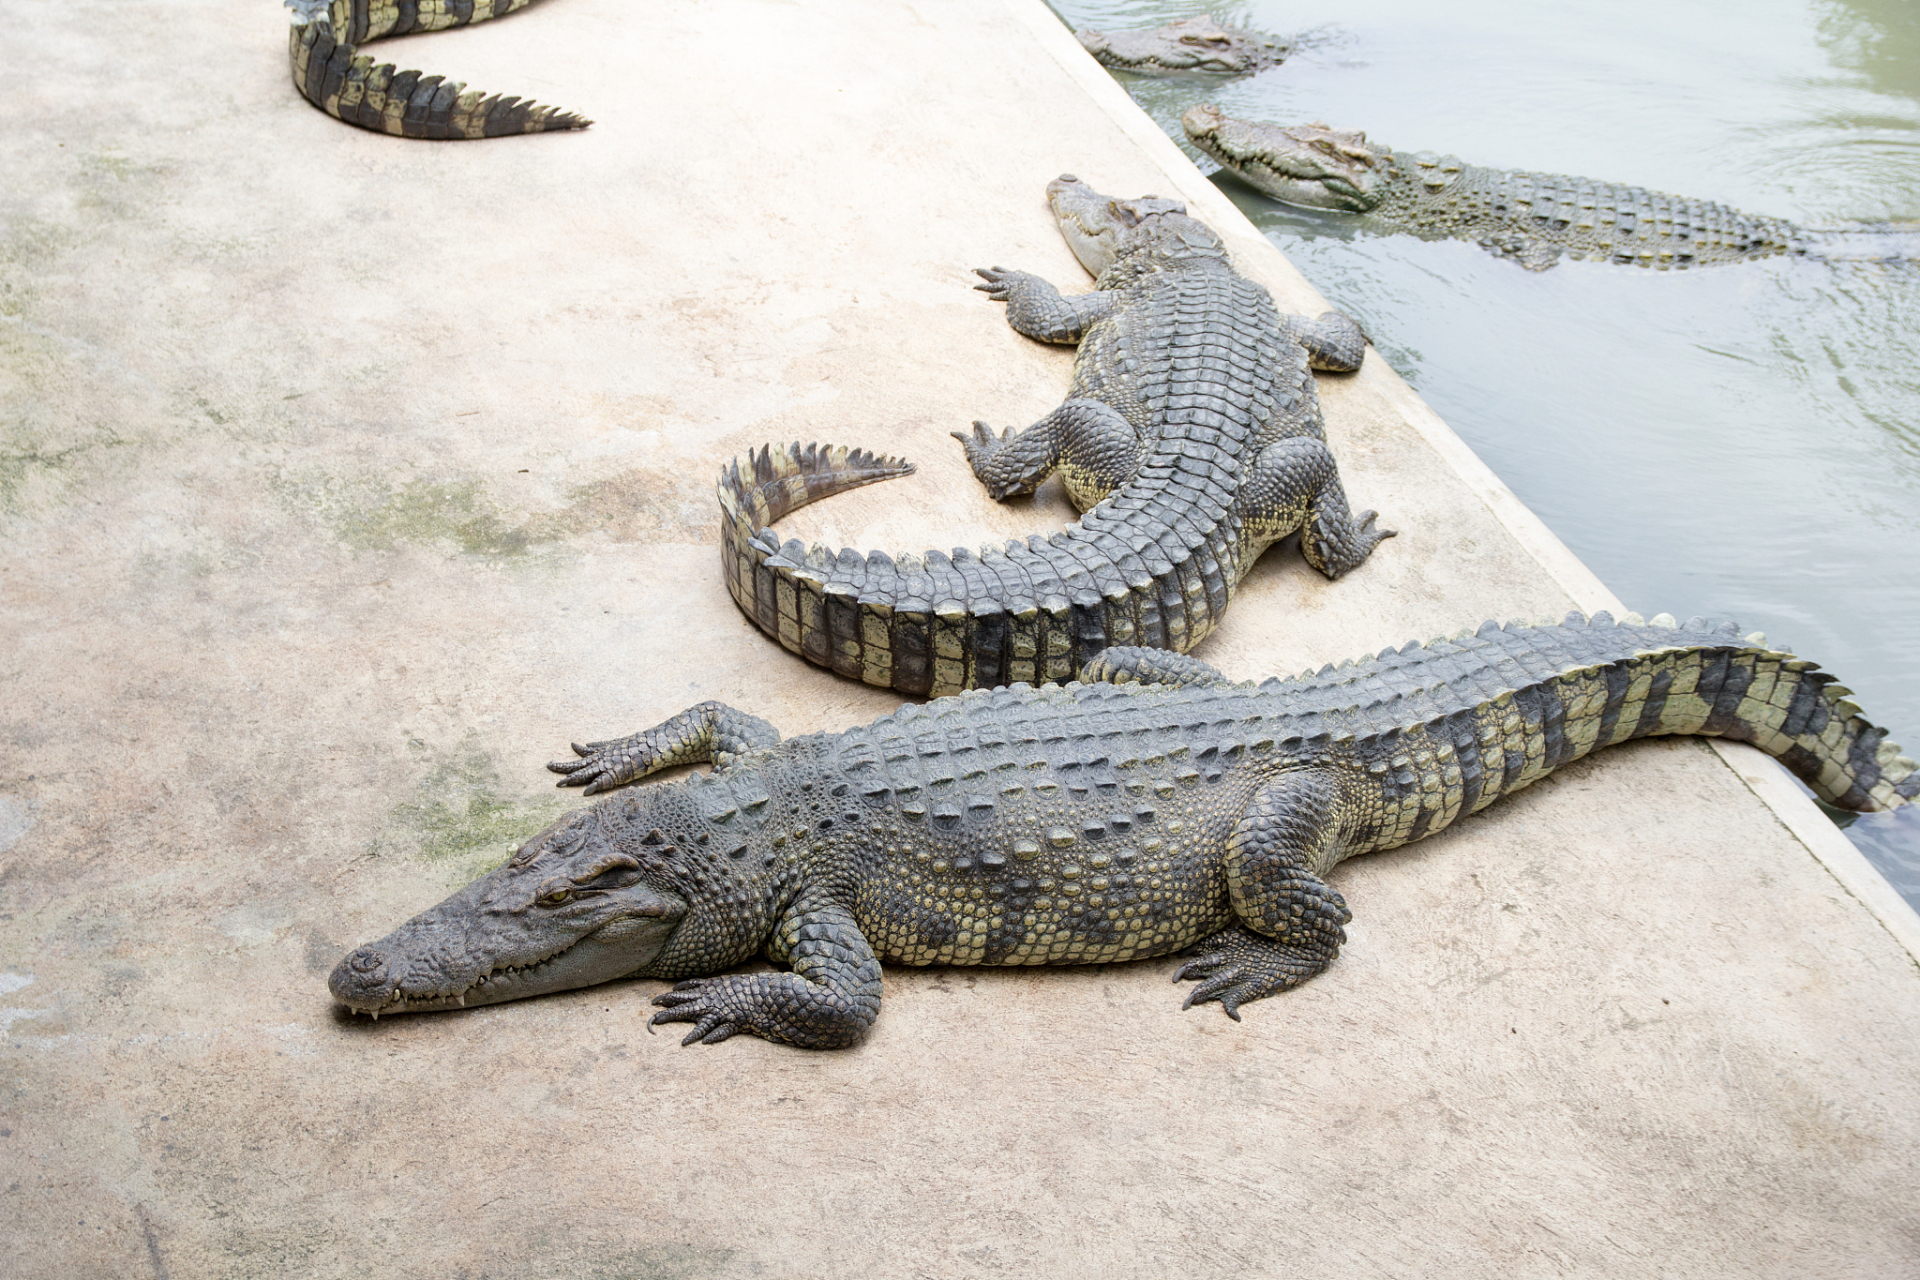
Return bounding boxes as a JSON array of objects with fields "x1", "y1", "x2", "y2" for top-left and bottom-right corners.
[
  {"x1": 719, "y1": 177, "x2": 1391, "y2": 699},
  {"x1": 286, "y1": 0, "x2": 590, "y2": 138},
  {"x1": 1183, "y1": 106, "x2": 1920, "y2": 270},
  {"x1": 330, "y1": 612, "x2": 1919, "y2": 1048},
  {"x1": 1076, "y1": 15, "x2": 1288, "y2": 77}
]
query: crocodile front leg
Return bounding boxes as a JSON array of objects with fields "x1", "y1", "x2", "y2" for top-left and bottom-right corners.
[
  {"x1": 650, "y1": 890, "x2": 882, "y2": 1048},
  {"x1": 1176, "y1": 770, "x2": 1352, "y2": 1018},
  {"x1": 974, "y1": 268, "x2": 1118, "y2": 344},
  {"x1": 547, "y1": 701, "x2": 780, "y2": 794}
]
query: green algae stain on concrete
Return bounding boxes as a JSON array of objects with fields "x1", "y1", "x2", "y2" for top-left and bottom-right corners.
[
  {"x1": 272, "y1": 471, "x2": 561, "y2": 559},
  {"x1": 0, "y1": 427, "x2": 131, "y2": 516},
  {"x1": 375, "y1": 735, "x2": 575, "y2": 887},
  {"x1": 271, "y1": 463, "x2": 714, "y2": 562}
]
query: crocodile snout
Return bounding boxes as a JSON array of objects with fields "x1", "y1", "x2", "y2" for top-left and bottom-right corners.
[{"x1": 329, "y1": 945, "x2": 398, "y2": 1011}]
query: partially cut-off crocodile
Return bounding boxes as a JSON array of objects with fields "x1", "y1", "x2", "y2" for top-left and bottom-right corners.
[
  {"x1": 718, "y1": 177, "x2": 1390, "y2": 699},
  {"x1": 286, "y1": 0, "x2": 590, "y2": 139},
  {"x1": 1184, "y1": 106, "x2": 1920, "y2": 270},
  {"x1": 329, "y1": 612, "x2": 1919, "y2": 1049},
  {"x1": 1076, "y1": 15, "x2": 1288, "y2": 77}
]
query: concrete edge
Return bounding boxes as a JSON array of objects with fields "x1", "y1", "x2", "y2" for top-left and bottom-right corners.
[
  {"x1": 1711, "y1": 740, "x2": 1920, "y2": 961},
  {"x1": 1004, "y1": 0, "x2": 1920, "y2": 963}
]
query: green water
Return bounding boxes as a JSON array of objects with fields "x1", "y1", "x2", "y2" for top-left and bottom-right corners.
[{"x1": 1053, "y1": 0, "x2": 1920, "y2": 907}]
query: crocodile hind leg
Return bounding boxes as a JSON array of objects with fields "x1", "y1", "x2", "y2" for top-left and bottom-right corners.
[
  {"x1": 954, "y1": 397, "x2": 1142, "y2": 503},
  {"x1": 973, "y1": 268, "x2": 1119, "y2": 344},
  {"x1": 650, "y1": 890, "x2": 882, "y2": 1048},
  {"x1": 1079, "y1": 647, "x2": 1235, "y2": 689},
  {"x1": 1238, "y1": 436, "x2": 1394, "y2": 578},
  {"x1": 1280, "y1": 309, "x2": 1369, "y2": 372},
  {"x1": 547, "y1": 701, "x2": 780, "y2": 794},
  {"x1": 1176, "y1": 770, "x2": 1351, "y2": 1018}
]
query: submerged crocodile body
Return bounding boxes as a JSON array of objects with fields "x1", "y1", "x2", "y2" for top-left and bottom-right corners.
[
  {"x1": 330, "y1": 612, "x2": 1919, "y2": 1048},
  {"x1": 286, "y1": 0, "x2": 590, "y2": 139},
  {"x1": 1184, "y1": 107, "x2": 1848, "y2": 271},
  {"x1": 719, "y1": 177, "x2": 1390, "y2": 699},
  {"x1": 1076, "y1": 16, "x2": 1288, "y2": 76}
]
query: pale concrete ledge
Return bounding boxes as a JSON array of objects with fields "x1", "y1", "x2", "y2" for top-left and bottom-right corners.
[{"x1": 3, "y1": 0, "x2": 1918, "y2": 1276}]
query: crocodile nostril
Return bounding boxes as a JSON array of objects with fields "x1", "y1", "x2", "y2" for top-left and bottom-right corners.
[{"x1": 348, "y1": 947, "x2": 385, "y2": 975}]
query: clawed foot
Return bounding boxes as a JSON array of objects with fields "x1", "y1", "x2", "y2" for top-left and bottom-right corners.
[
  {"x1": 1311, "y1": 508, "x2": 1396, "y2": 580},
  {"x1": 546, "y1": 737, "x2": 652, "y2": 795},
  {"x1": 649, "y1": 979, "x2": 741, "y2": 1047},
  {"x1": 972, "y1": 266, "x2": 1022, "y2": 302},
  {"x1": 1171, "y1": 927, "x2": 1339, "y2": 1019},
  {"x1": 1353, "y1": 509, "x2": 1397, "y2": 556},
  {"x1": 950, "y1": 420, "x2": 1035, "y2": 499}
]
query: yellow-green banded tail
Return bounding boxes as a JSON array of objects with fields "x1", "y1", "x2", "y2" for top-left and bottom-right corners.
[
  {"x1": 286, "y1": 0, "x2": 590, "y2": 139},
  {"x1": 1324, "y1": 612, "x2": 1920, "y2": 863},
  {"x1": 1211, "y1": 613, "x2": 1917, "y2": 864}
]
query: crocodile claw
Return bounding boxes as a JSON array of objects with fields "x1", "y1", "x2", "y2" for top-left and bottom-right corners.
[
  {"x1": 547, "y1": 738, "x2": 647, "y2": 794},
  {"x1": 951, "y1": 421, "x2": 1036, "y2": 499},
  {"x1": 650, "y1": 980, "x2": 740, "y2": 1047},
  {"x1": 1171, "y1": 926, "x2": 1340, "y2": 1019},
  {"x1": 1172, "y1": 952, "x2": 1246, "y2": 1020},
  {"x1": 973, "y1": 266, "x2": 1019, "y2": 300}
]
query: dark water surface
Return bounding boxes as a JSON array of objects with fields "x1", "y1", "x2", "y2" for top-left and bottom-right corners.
[{"x1": 1051, "y1": 0, "x2": 1920, "y2": 906}]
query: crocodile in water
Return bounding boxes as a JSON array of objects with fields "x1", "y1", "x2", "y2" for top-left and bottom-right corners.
[
  {"x1": 328, "y1": 612, "x2": 1919, "y2": 1048},
  {"x1": 719, "y1": 177, "x2": 1390, "y2": 698},
  {"x1": 286, "y1": 0, "x2": 590, "y2": 139},
  {"x1": 1076, "y1": 15, "x2": 1288, "y2": 77},
  {"x1": 1184, "y1": 106, "x2": 1920, "y2": 270}
]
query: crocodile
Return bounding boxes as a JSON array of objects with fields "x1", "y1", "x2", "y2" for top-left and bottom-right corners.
[
  {"x1": 1075, "y1": 15, "x2": 1288, "y2": 77},
  {"x1": 329, "y1": 612, "x2": 1919, "y2": 1048},
  {"x1": 718, "y1": 176, "x2": 1391, "y2": 699},
  {"x1": 286, "y1": 0, "x2": 590, "y2": 139},
  {"x1": 1182, "y1": 106, "x2": 1920, "y2": 271}
]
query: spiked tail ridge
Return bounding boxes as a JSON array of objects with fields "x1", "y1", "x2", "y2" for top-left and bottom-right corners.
[
  {"x1": 287, "y1": 0, "x2": 591, "y2": 139},
  {"x1": 717, "y1": 441, "x2": 937, "y2": 689}
]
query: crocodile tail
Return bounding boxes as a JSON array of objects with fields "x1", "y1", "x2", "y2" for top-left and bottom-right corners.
[
  {"x1": 1800, "y1": 223, "x2": 1920, "y2": 264},
  {"x1": 718, "y1": 441, "x2": 921, "y2": 682},
  {"x1": 287, "y1": 0, "x2": 591, "y2": 139},
  {"x1": 1558, "y1": 614, "x2": 1918, "y2": 813}
]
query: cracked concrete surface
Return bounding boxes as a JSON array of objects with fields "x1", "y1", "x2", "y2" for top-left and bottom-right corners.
[{"x1": 2, "y1": 0, "x2": 1918, "y2": 1275}]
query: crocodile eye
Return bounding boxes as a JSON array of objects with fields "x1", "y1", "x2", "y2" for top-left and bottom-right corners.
[{"x1": 540, "y1": 888, "x2": 572, "y2": 906}]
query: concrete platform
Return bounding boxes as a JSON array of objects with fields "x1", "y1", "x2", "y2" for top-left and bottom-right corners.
[{"x1": 3, "y1": 0, "x2": 1918, "y2": 1274}]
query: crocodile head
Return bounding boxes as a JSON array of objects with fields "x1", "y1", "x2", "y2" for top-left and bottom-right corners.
[
  {"x1": 329, "y1": 807, "x2": 692, "y2": 1017},
  {"x1": 1182, "y1": 106, "x2": 1387, "y2": 212},
  {"x1": 1046, "y1": 175, "x2": 1220, "y2": 278},
  {"x1": 1076, "y1": 16, "x2": 1288, "y2": 76}
]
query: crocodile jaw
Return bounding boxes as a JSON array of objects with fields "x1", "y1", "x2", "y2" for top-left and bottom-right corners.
[
  {"x1": 1182, "y1": 107, "x2": 1383, "y2": 213},
  {"x1": 330, "y1": 913, "x2": 680, "y2": 1016},
  {"x1": 1045, "y1": 175, "x2": 1188, "y2": 276},
  {"x1": 329, "y1": 833, "x2": 688, "y2": 1016},
  {"x1": 1075, "y1": 18, "x2": 1287, "y2": 75}
]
